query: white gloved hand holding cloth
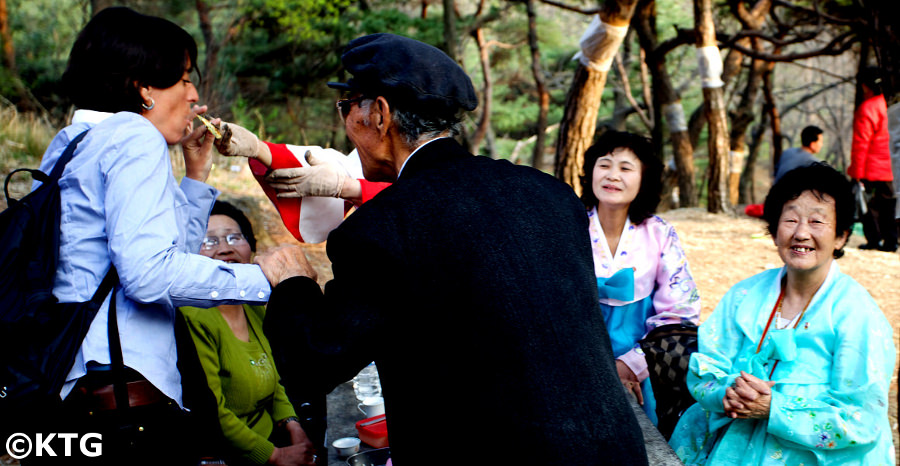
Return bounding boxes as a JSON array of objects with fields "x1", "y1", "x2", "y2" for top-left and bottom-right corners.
[{"x1": 265, "y1": 151, "x2": 349, "y2": 199}]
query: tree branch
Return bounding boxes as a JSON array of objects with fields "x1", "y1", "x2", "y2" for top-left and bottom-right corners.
[
  {"x1": 613, "y1": 53, "x2": 653, "y2": 130},
  {"x1": 536, "y1": 0, "x2": 600, "y2": 15},
  {"x1": 780, "y1": 77, "x2": 853, "y2": 115},
  {"x1": 771, "y1": 0, "x2": 858, "y2": 26},
  {"x1": 725, "y1": 30, "x2": 857, "y2": 62}
]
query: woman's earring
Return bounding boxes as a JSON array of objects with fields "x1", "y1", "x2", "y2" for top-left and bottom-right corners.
[{"x1": 142, "y1": 97, "x2": 155, "y2": 110}]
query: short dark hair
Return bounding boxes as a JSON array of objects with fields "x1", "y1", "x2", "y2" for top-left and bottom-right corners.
[
  {"x1": 762, "y1": 162, "x2": 853, "y2": 259},
  {"x1": 210, "y1": 200, "x2": 257, "y2": 252},
  {"x1": 579, "y1": 130, "x2": 663, "y2": 225},
  {"x1": 800, "y1": 126, "x2": 823, "y2": 147},
  {"x1": 859, "y1": 67, "x2": 884, "y2": 96},
  {"x1": 62, "y1": 7, "x2": 199, "y2": 114}
]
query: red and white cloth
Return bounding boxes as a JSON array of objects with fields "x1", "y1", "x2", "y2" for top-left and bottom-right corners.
[{"x1": 250, "y1": 143, "x2": 389, "y2": 243}]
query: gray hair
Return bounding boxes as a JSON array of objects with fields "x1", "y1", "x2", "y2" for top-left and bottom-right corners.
[{"x1": 360, "y1": 98, "x2": 463, "y2": 147}]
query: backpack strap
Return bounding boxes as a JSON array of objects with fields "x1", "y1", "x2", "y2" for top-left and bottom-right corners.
[
  {"x1": 48, "y1": 130, "x2": 90, "y2": 181},
  {"x1": 99, "y1": 267, "x2": 130, "y2": 414}
]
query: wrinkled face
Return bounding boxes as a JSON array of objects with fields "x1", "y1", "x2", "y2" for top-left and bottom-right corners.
[
  {"x1": 199, "y1": 215, "x2": 252, "y2": 264},
  {"x1": 142, "y1": 62, "x2": 199, "y2": 144},
  {"x1": 774, "y1": 190, "x2": 847, "y2": 277},
  {"x1": 591, "y1": 147, "x2": 643, "y2": 210},
  {"x1": 342, "y1": 96, "x2": 398, "y2": 182}
]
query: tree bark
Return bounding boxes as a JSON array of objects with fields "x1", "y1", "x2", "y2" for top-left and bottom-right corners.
[
  {"x1": 694, "y1": 0, "x2": 730, "y2": 213},
  {"x1": 729, "y1": 45, "x2": 766, "y2": 205},
  {"x1": 196, "y1": 0, "x2": 219, "y2": 106},
  {"x1": 687, "y1": 37, "x2": 749, "y2": 149},
  {"x1": 555, "y1": 0, "x2": 638, "y2": 194},
  {"x1": 739, "y1": 101, "x2": 768, "y2": 204},
  {"x1": 525, "y1": 0, "x2": 552, "y2": 171},
  {"x1": 728, "y1": 0, "x2": 771, "y2": 205},
  {"x1": 0, "y1": 0, "x2": 33, "y2": 111},
  {"x1": 762, "y1": 63, "x2": 783, "y2": 172},
  {"x1": 443, "y1": 0, "x2": 458, "y2": 61},
  {"x1": 469, "y1": 28, "x2": 493, "y2": 155},
  {"x1": 635, "y1": 0, "x2": 697, "y2": 207}
]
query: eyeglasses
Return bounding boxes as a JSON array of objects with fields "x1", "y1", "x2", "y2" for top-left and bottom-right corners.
[
  {"x1": 201, "y1": 233, "x2": 247, "y2": 251},
  {"x1": 336, "y1": 96, "x2": 366, "y2": 123}
]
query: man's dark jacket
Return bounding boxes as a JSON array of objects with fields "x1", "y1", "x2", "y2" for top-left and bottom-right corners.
[{"x1": 266, "y1": 138, "x2": 647, "y2": 465}]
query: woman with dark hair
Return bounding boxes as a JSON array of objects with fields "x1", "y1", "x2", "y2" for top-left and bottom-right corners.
[
  {"x1": 181, "y1": 201, "x2": 315, "y2": 466},
  {"x1": 579, "y1": 130, "x2": 700, "y2": 424},
  {"x1": 37, "y1": 7, "x2": 276, "y2": 464},
  {"x1": 669, "y1": 163, "x2": 895, "y2": 465}
]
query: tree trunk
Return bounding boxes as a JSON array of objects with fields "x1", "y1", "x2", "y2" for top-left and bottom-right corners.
[
  {"x1": 762, "y1": 64, "x2": 783, "y2": 171},
  {"x1": 687, "y1": 37, "x2": 750, "y2": 149},
  {"x1": 0, "y1": 0, "x2": 33, "y2": 111},
  {"x1": 196, "y1": 0, "x2": 219, "y2": 106},
  {"x1": 555, "y1": 0, "x2": 638, "y2": 194},
  {"x1": 739, "y1": 101, "x2": 769, "y2": 204},
  {"x1": 728, "y1": 47, "x2": 767, "y2": 206},
  {"x1": 612, "y1": 31, "x2": 632, "y2": 131},
  {"x1": 526, "y1": 0, "x2": 551, "y2": 171},
  {"x1": 469, "y1": 28, "x2": 493, "y2": 155},
  {"x1": 556, "y1": 66, "x2": 607, "y2": 195},
  {"x1": 443, "y1": 0, "x2": 458, "y2": 61},
  {"x1": 634, "y1": 0, "x2": 697, "y2": 207},
  {"x1": 728, "y1": 0, "x2": 772, "y2": 205},
  {"x1": 694, "y1": 0, "x2": 730, "y2": 213}
]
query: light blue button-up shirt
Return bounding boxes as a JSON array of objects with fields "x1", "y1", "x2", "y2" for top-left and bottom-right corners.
[{"x1": 39, "y1": 110, "x2": 271, "y2": 406}]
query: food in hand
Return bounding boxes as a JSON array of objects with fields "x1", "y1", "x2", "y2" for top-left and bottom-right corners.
[{"x1": 196, "y1": 113, "x2": 223, "y2": 139}]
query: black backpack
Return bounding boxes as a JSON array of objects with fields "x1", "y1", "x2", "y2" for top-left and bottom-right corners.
[{"x1": 0, "y1": 130, "x2": 118, "y2": 435}]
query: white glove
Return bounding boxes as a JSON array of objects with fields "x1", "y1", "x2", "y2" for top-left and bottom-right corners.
[
  {"x1": 215, "y1": 122, "x2": 262, "y2": 158},
  {"x1": 265, "y1": 151, "x2": 348, "y2": 198}
]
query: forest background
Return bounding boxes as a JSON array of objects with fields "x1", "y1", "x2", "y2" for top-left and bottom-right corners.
[
  {"x1": 2, "y1": 0, "x2": 900, "y2": 212},
  {"x1": 1, "y1": 1, "x2": 900, "y2": 463}
]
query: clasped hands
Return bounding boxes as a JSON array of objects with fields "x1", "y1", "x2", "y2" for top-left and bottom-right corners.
[{"x1": 722, "y1": 370, "x2": 775, "y2": 420}]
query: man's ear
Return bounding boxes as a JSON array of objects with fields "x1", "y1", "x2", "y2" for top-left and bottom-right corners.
[{"x1": 373, "y1": 96, "x2": 392, "y2": 137}]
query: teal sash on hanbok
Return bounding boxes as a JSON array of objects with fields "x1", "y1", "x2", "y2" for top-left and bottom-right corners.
[{"x1": 596, "y1": 267, "x2": 658, "y2": 424}]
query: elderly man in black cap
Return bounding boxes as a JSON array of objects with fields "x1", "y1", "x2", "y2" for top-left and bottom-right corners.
[{"x1": 254, "y1": 33, "x2": 647, "y2": 465}]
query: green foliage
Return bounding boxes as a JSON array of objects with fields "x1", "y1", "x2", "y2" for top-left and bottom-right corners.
[
  {"x1": 6, "y1": 0, "x2": 86, "y2": 119},
  {"x1": 246, "y1": 0, "x2": 354, "y2": 42}
]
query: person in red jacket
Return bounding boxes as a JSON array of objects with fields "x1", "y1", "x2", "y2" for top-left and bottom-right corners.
[
  {"x1": 849, "y1": 67, "x2": 897, "y2": 252},
  {"x1": 213, "y1": 122, "x2": 390, "y2": 243}
]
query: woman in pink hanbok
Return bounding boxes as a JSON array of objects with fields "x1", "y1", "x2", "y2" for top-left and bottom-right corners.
[{"x1": 579, "y1": 130, "x2": 701, "y2": 425}]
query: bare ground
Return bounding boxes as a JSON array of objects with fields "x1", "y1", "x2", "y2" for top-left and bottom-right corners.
[{"x1": 249, "y1": 199, "x2": 900, "y2": 459}]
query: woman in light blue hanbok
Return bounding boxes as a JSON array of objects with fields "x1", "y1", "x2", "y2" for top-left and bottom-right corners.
[
  {"x1": 669, "y1": 163, "x2": 896, "y2": 465},
  {"x1": 580, "y1": 131, "x2": 701, "y2": 426}
]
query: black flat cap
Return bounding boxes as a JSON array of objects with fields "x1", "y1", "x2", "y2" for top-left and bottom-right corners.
[{"x1": 328, "y1": 33, "x2": 478, "y2": 116}]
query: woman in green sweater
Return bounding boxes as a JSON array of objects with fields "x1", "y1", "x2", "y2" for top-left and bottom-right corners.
[{"x1": 181, "y1": 200, "x2": 315, "y2": 466}]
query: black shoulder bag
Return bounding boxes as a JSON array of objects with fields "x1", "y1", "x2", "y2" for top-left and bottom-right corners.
[{"x1": 0, "y1": 131, "x2": 119, "y2": 436}]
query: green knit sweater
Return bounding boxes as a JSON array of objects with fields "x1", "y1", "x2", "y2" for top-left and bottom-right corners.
[{"x1": 181, "y1": 304, "x2": 297, "y2": 464}]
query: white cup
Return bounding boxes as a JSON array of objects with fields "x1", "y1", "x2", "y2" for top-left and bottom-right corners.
[
  {"x1": 332, "y1": 437, "x2": 360, "y2": 457},
  {"x1": 357, "y1": 396, "x2": 385, "y2": 418}
]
